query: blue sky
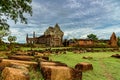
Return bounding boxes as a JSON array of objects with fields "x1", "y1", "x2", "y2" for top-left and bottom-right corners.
[{"x1": 5, "y1": 0, "x2": 120, "y2": 43}]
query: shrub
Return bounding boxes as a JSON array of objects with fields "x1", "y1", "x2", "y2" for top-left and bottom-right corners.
[{"x1": 0, "y1": 44, "x2": 7, "y2": 51}]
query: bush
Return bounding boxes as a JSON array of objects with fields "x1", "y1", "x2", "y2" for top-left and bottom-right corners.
[{"x1": 0, "y1": 44, "x2": 7, "y2": 51}]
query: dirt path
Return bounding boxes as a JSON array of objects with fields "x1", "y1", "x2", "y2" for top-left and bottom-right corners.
[{"x1": 99, "y1": 59, "x2": 114, "y2": 80}]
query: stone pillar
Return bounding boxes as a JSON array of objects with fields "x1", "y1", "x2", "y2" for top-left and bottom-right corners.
[
  {"x1": 26, "y1": 34, "x2": 28, "y2": 44},
  {"x1": 33, "y1": 32, "x2": 35, "y2": 44}
]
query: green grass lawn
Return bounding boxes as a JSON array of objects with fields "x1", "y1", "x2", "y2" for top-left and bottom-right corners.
[{"x1": 50, "y1": 51, "x2": 120, "y2": 80}]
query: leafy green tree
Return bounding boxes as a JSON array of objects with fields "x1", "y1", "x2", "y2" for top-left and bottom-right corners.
[
  {"x1": 0, "y1": 0, "x2": 32, "y2": 25},
  {"x1": 63, "y1": 39, "x2": 68, "y2": 47},
  {"x1": 87, "y1": 33, "x2": 98, "y2": 40},
  {"x1": 117, "y1": 37, "x2": 120, "y2": 47},
  {"x1": 8, "y1": 36, "x2": 17, "y2": 52},
  {"x1": 12, "y1": 36, "x2": 17, "y2": 43},
  {"x1": 0, "y1": 24, "x2": 10, "y2": 42},
  {"x1": 0, "y1": 0, "x2": 32, "y2": 42},
  {"x1": 8, "y1": 36, "x2": 13, "y2": 43},
  {"x1": 8, "y1": 36, "x2": 17, "y2": 43}
]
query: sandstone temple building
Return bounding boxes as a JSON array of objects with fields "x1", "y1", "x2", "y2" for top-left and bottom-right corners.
[
  {"x1": 68, "y1": 32, "x2": 118, "y2": 47},
  {"x1": 26, "y1": 24, "x2": 64, "y2": 47}
]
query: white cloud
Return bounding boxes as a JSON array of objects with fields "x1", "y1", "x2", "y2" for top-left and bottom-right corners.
[
  {"x1": 65, "y1": 0, "x2": 82, "y2": 8},
  {"x1": 32, "y1": 2, "x2": 49, "y2": 15}
]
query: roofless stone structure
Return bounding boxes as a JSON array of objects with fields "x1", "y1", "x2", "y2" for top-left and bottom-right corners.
[
  {"x1": 68, "y1": 32, "x2": 118, "y2": 47},
  {"x1": 26, "y1": 24, "x2": 64, "y2": 47}
]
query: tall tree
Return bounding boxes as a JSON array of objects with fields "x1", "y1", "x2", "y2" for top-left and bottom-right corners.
[
  {"x1": 87, "y1": 33, "x2": 98, "y2": 40},
  {"x1": 0, "y1": 0, "x2": 32, "y2": 25},
  {"x1": 0, "y1": 0, "x2": 32, "y2": 41},
  {"x1": 0, "y1": 23, "x2": 10, "y2": 42}
]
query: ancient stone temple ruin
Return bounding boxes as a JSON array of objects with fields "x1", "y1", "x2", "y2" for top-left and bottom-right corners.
[
  {"x1": 68, "y1": 32, "x2": 118, "y2": 47},
  {"x1": 109, "y1": 32, "x2": 118, "y2": 47},
  {"x1": 26, "y1": 24, "x2": 64, "y2": 47}
]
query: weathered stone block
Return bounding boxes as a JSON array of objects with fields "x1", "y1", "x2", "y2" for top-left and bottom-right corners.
[
  {"x1": 15, "y1": 51, "x2": 28, "y2": 55},
  {"x1": 8, "y1": 55, "x2": 35, "y2": 61},
  {"x1": 75, "y1": 62, "x2": 93, "y2": 72},
  {"x1": 2, "y1": 67, "x2": 30, "y2": 80},
  {"x1": 111, "y1": 54, "x2": 120, "y2": 58},
  {"x1": 41, "y1": 66, "x2": 82, "y2": 80},
  {"x1": 34, "y1": 52, "x2": 44, "y2": 58},
  {"x1": 0, "y1": 61, "x2": 11, "y2": 71},
  {"x1": 40, "y1": 61, "x2": 67, "y2": 68},
  {"x1": 83, "y1": 56, "x2": 93, "y2": 59},
  {"x1": 1, "y1": 59, "x2": 38, "y2": 69},
  {"x1": 37, "y1": 58, "x2": 48, "y2": 62},
  {"x1": 9, "y1": 62, "x2": 30, "y2": 71}
]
